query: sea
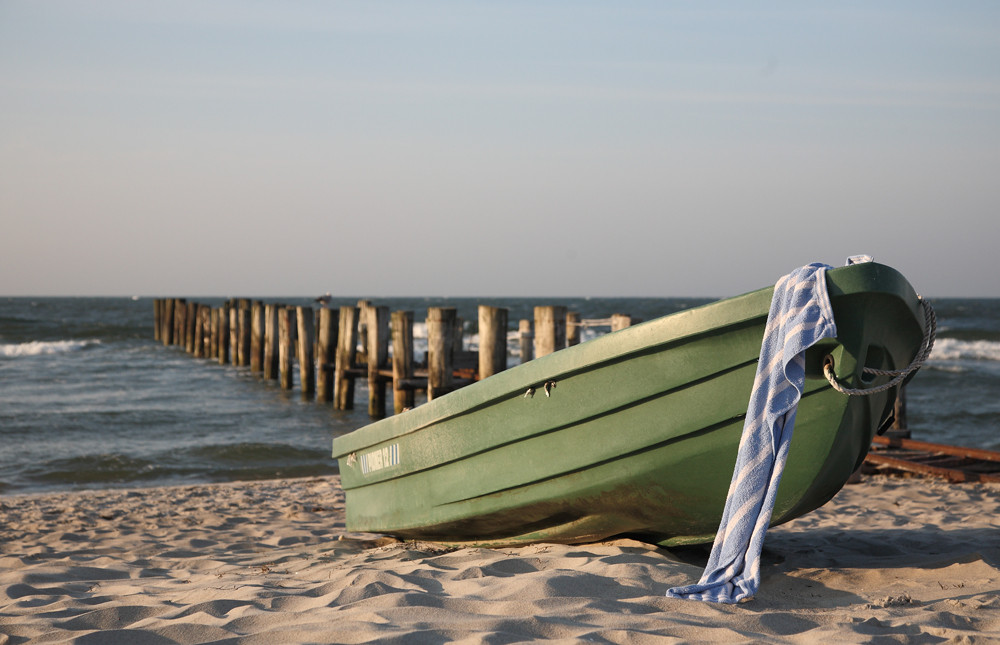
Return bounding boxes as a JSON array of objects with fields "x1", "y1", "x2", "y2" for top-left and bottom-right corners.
[{"x1": 1, "y1": 295, "x2": 998, "y2": 496}]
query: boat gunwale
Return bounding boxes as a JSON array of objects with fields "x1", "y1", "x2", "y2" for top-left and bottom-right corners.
[
  {"x1": 332, "y1": 291, "x2": 771, "y2": 457},
  {"x1": 331, "y1": 262, "x2": 920, "y2": 459}
]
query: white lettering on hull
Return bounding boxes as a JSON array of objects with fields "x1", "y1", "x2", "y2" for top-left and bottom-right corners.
[{"x1": 360, "y1": 444, "x2": 400, "y2": 475}]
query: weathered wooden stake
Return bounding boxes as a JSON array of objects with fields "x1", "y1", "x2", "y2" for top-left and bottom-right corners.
[
  {"x1": 519, "y1": 319, "x2": 534, "y2": 364},
  {"x1": 263, "y1": 304, "x2": 279, "y2": 379},
  {"x1": 185, "y1": 302, "x2": 197, "y2": 353},
  {"x1": 178, "y1": 301, "x2": 186, "y2": 349},
  {"x1": 193, "y1": 304, "x2": 206, "y2": 358},
  {"x1": 893, "y1": 387, "x2": 908, "y2": 435},
  {"x1": 154, "y1": 300, "x2": 162, "y2": 341},
  {"x1": 162, "y1": 299, "x2": 175, "y2": 346},
  {"x1": 478, "y1": 305, "x2": 508, "y2": 379},
  {"x1": 209, "y1": 308, "x2": 219, "y2": 358},
  {"x1": 367, "y1": 306, "x2": 390, "y2": 418},
  {"x1": 174, "y1": 298, "x2": 186, "y2": 347},
  {"x1": 356, "y1": 300, "x2": 373, "y2": 367},
  {"x1": 237, "y1": 301, "x2": 251, "y2": 366},
  {"x1": 171, "y1": 299, "x2": 180, "y2": 346},
  {"x1": 611, "y1": 313, "x2": 633, "y2": 331},
  {"x1": 391, "y1": 310, "x2": 415, "y2": 414},
  {"x1": 334, "y1": 305, "x2": 359, "y2": 409},
  {"x1": 165, "y1": 299, "x2": 173, "y2": 344},
  {"x1": 533, "y1": 305, "x2": 567, "y2": 358},
  {"x1": 229, "y1": 305, "x2": 239, "y2": 366},
  {"x1": 250, "y1": 302, "x2": 264, "y2": 372},
  {"x1": 427, "y1": 307, "x2": 456, "y2": 401},
  {"x1": 203, "y1": 305, "x2": 214, "y2": 357},
  {"x1": 297, "y1": 306, "x2": 316, "y2": 399},
  {"x1": 217, "y1": 305, "x2": 230, "y2": 365},
  {"x1": 279, "y1": 307, "x2": 295, "y2": 390},
  {"x1": 566, "y1": 311, "x2": 581, "y2": 347},
  {"x1": 316, "y1": 308, "x2": 338, "y2": 403},
  {"x1": 202, "y1": 305, "x2": 212, "y2": 357}
]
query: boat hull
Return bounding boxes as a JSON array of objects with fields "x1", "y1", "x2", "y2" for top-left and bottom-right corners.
[{"x1": 332, "y1": 263, "x2": 927, "y2": 546}]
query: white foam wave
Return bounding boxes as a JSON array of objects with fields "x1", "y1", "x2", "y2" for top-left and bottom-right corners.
[
  {"x1": 930, "y1": 338, "x2": 1000, "y2": 363},
  {"x1": 0, "y1": 339, "x2": 100, "y2": 358}
]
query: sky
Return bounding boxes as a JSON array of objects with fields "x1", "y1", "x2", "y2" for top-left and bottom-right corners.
[{"x1": 1, "y1": 2, "x2": 998, "y2": 298}]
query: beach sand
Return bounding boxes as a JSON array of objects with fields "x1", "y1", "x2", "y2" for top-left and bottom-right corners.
[{"x1": 2, "y1": 474, "x2": 998, "y2": 644}]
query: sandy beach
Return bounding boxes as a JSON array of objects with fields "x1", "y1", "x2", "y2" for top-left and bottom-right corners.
[{"x1": 1, "y1": 474, "x2": 998, "y2": 644}]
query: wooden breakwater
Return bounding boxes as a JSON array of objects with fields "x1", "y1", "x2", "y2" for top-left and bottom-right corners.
[{"x1": 152, "y1": 298, "x2": 637, "y2": 419}]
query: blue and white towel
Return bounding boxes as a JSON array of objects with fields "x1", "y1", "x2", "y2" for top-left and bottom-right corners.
[{"x1": 666, "y1": 262, "x2": 838, "y2": 604}]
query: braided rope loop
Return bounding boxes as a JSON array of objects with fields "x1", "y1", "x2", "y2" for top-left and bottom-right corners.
[{"x1": 823, "y1": 298, "x2": 937, "y2": 396}]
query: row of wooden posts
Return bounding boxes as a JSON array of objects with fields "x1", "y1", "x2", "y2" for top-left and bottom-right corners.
[{"x1": 152, "y1": 298, "x2": 635, "y2": 419}]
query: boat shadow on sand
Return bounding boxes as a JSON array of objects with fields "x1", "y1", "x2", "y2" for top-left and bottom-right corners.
[
  {"x1": 763, "y1": 525, "x2": 1000, "y2": 570},
  {"x1": 661, "y1": 524, "x2": 999, "y2": 610}
]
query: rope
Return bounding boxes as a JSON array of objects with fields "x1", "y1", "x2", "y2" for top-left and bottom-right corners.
[{"x1": 823, "y1": 298, "x2": 937, "y2": 396}]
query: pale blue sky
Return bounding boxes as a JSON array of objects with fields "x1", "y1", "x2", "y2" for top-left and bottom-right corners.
[{"x1": 2, "y1": 2, "x2": 998, "y2": 297}]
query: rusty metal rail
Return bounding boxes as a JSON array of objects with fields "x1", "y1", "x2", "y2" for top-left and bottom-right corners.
[{"x1": 865, "y1": 435, "x2": 1000, "y2": 483}]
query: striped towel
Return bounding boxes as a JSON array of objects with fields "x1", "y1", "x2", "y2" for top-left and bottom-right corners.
[{"x1": 666, "y1": 262, "x2": 838, "y2": 604}]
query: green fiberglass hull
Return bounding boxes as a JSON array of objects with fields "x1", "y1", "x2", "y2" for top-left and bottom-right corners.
[{"x1": 332, "y1": 263, "x2": 927, "y2": 547}]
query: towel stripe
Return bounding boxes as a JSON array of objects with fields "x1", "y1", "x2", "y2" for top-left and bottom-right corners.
[{"x1": 666, "y1": 263, "x2": 837, "y2": 604}]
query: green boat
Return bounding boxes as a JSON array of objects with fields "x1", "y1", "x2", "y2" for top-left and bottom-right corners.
[{"x1": 331, "y1": 262, "x2": 930, "y2": 547}]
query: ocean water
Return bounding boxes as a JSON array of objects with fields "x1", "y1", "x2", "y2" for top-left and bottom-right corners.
[{"x1": 1, "y1": 295, "x2": 998, "y2": 495}]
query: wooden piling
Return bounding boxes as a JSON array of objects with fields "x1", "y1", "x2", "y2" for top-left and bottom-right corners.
[
  {"x1": 519, "y1": 319, "x2": 534, "y2": 364},
  {"x1": 316, "y1": 308, "x2": 338, "y2": 403},
  {"x1": 180, "y1": 301, "x2": 190, "y2": 352},
  {"x1": 566, "y1": 311, "x2": 581, "y2": 347},
  {"x1": 153, "y1": 300, "x2": 162, "y2": 341},
  {"x1": 162, "y1": 299, "x2": 175, "y2": 346},
  {"x1": 237, "y1": 302, "x2": 251, "y2": 367},
  {"x1": 233, "y1": 300, "x2": 250, "y2": 366},
  {"x1": 177, "y1": 301, "x2": 185, "y2": 349},
  {"x1": 611, "y1": 313, "x2": 633, "y2": 331},
  {"x1": 391, "y1": 310, "x2": 415, "y2": 414},
  {"x1": 185, "y1": 302, "x2": 197, "y2": 353},
  {"x1": 279, "y1": 307, "x2": 295, "y2": 390},
  {"x1": 171, "y1": 300, "x2": 179, "y2": 345},
  {"x1": 533, "y1": 305, "x2": 566, "y2": 358},
  {"x1": 367, "y1": 306, "x2": 390, "y2": 418},
  {"x1": 193, "y1": 304, "x2": 206, "y2": 358},
  {"x1": 177, "y1": 301, "x2": 187, "y2": 351},
  {"x1": 229, "y1": 305, "x2": 239, "y2": 365},
  {"x1": 173, "y1": 298, "x2": 186, "y2": 347},
  {"x1": 164, "y1": 299, "x2": 173, "y2": 344},
  {"x1": 297, "y1": 306, "x2": 316, "y2": 399},
  {"x1": 204, "y1": 305, "x2": 214, "y2": 357},
  {"x1": 263, "y1": 304, "x2": 279, "y2": 379},
  {"x1": 166, "y1": 299, "x2": 173, "y2": 344},
  {"x1": 427, "y1": 307, "x2": 456, "y2": 401},
  {"x1": 335, "y1": 305, "x2": 359, "y2": 409},
  {"x1": 893, "y1": 387, "x2": 908, "y2": 435},
  {"x1": 478, "y1": 305, "x2": 508, "y2": 379},
  {"x1": 209, "y1": 308, "x2": 219, "y2": 359},
  {"x1": 202, "y1": 305, "x2": 212, "y2": 357},
  {"x1": 353, "y1": 300, "x2": 372, "y2": 366},
  {"x1": 217, "y1": 305, "x2": 230, "y2": 365},
  {"x1": 250, "y1": 302, "x2": 264, "y2": 372}
]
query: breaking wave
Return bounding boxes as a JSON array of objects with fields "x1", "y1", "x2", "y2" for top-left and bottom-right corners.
[
  {"x1": 0, "y1": 339, "x2": 101, "y2": 358},
  {"x1": 930, "y1": 338, "x2": 1000, "y2": 362}
]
